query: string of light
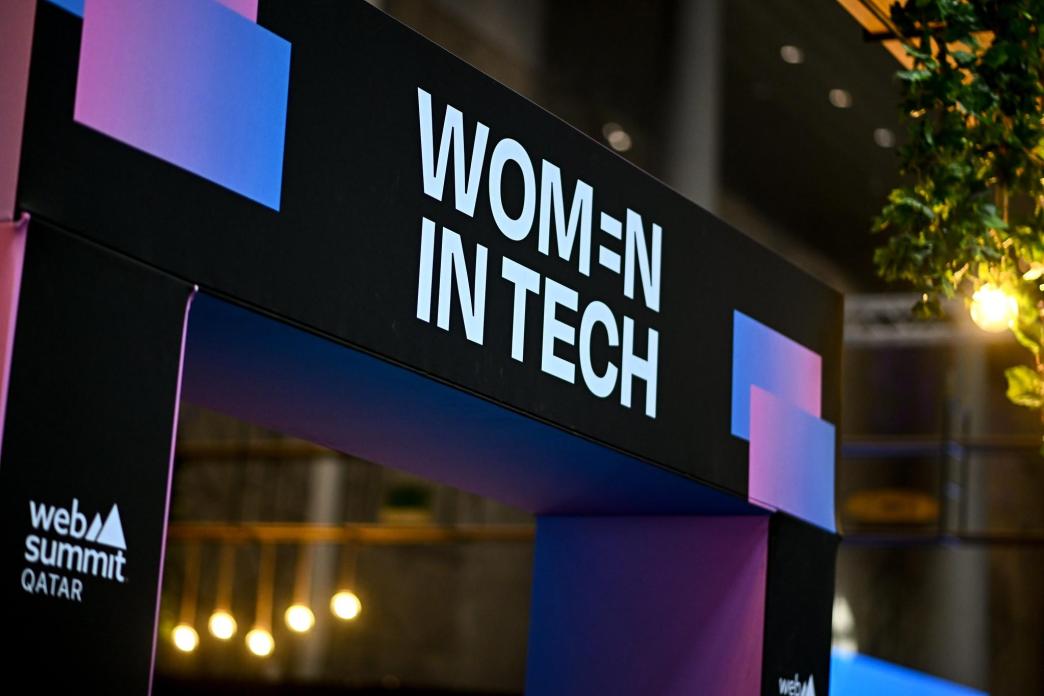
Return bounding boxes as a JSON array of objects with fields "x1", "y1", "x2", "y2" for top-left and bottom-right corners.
[
  {"x1": 166, "y1": 523, "x2": 530, "y2": 657},
  {"x1": 170, "y1": 541, "x2": 362, "y2": 658}
]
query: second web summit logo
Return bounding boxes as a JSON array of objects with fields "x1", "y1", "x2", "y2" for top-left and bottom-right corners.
[{"x1": 20, "y1": 497, "x2": 128, "y2": 602}]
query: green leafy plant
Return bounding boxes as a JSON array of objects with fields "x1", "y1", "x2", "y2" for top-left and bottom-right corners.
[{"x1": 874, "y1": 0, "x2": 1044, "y2": 441}]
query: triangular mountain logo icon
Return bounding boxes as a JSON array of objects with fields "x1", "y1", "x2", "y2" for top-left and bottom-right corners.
[
  {"x1": 96, "y1": 504, "x2": 126, "y2": 550},
  {"x1": 85, "y1": 513, "x2": 102, "y2": 542},
  {"x1": 800, "y1": 675, "x2": 816, "y2": 696}
]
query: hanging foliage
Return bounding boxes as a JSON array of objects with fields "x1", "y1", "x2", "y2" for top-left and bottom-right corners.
[{"x1": 874, "y1": 0, "x2": 1044, "y2": 439}]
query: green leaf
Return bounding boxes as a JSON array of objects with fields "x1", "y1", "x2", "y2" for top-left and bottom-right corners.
[
  {"x1": 903, "y1": 43, "x2": 933, "y2": 62},
  {"x1": 897, "y1": 69, "x2": 932, "y2": 83},
  {"x1": 1012, "y1": 325, "x2": 1042, "y2": 356},
  {"x1": 874, "y1": 2, "x2": 1044, "y2": 445},
  {"x1": 978, "y1": 204, "x2": 1008, "y2": 230},
  {"x1": 1005, "y1": 365, "x2": 1044, "y2": 409}
]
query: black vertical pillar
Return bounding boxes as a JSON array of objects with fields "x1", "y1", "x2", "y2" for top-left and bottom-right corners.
[
  {"x1": 0, "y1": 221, "x2": 193, "y2": 694},
  {"x1": 761, "y1": 513, "x2": 840, "y2": 695}
]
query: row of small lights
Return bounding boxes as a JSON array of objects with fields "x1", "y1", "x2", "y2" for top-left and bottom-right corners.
[
  {"x1": 171, "y1": 588, "x2": 363, "y2": 657},
  {"x1": 169, "y1": 543, "x2": 364, "y2": 658},
  {"x1": 779, "y1": 44, "x2": 897, "y2": 149}
]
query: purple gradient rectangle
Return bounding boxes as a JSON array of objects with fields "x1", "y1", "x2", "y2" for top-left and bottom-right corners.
[
  {"x1": 0, "y1": 216, "x2": 27, "y2": 462},
  {"x1": 732, "y1": 310, "x2": 821, "y2": 440},
  {"x1": 74, "y1": 0, "x2": 290, "y2": 210},
  {"x1": 749, "y1": 386, "x2": 835, "y2": 531},
  {"x1": 526, "y1": 516, "x2": 769, "y2": 695}
]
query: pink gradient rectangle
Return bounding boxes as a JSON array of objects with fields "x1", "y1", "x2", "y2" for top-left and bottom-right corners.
[
  {"x1": 0, "y1": 0, "x2": 35, "y2": 220},
  {"x1": 0, "y1": 216, "x2": 27, "y2": 461},
  {"x1": 216, "y1": 0, "x2": 257, "y2": 21},
  {"x1": 732, "y1": 310, "x2": 822, "y2": 440},
  {"x1": 74, "y1": 0, "x2": 290, "y2": 210},
  {"x1": 527, "y1": 516, "x2": 768, "y2": 695},
  {"x1": 749, "y1": 385, "x2": 835, "y2": 531}
]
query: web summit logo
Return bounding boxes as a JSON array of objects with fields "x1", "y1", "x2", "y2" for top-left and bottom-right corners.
[
  {"x1": 21, "y1": 498, "x2": 128, "y2": 602},
  {"x1": 779, "y1": 674, "x2": 816, "y2": 696}
]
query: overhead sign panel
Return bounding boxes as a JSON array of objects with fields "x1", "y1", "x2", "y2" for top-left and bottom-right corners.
[{"x1": 17, "y1": 0, "x2": 841, "y2": 523}]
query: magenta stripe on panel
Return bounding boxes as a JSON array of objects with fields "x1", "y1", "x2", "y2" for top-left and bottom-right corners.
[{"x1": 147, "y1": 287, "x2": 196, "y2": 696}]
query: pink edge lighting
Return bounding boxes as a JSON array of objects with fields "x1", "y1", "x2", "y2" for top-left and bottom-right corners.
[
  {"x1": 0, "y1": 215, "x2": 28, "y2": 462},
  {"x1": 147, "y1": 286, "x2": 196, "y2": 696}
]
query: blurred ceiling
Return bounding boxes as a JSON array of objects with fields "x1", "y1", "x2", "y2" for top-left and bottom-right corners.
[
  {"x1": 390, "y1": 0, "x2": 909, "y2": 290},
  {"x1": 720, "y1": 0, "x2": 904, "y2": 290}
]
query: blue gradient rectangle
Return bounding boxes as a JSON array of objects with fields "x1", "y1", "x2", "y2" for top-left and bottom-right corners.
[
  {"x1": 732, "y1": 310, "x2": 822, "y2": 440},
  {"x1": 47, "y1": 0, "x2": 84, "y2": 16},
  {"x1": 74, "y1": 0, "x2": 290, "y2": 210},
  {"x1": 831, "y1": 652, "x2": 987, "y2": 696}
]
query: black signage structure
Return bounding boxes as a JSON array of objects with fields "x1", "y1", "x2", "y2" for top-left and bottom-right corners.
[{"x1": 1, "y1": 2, "x2": 841, "y2": 694}]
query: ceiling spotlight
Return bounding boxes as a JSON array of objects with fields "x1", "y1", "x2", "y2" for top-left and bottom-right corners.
[
  {"x1": 828, "y1": 88, "x2": 853, "y2": 109},
  {"x1": 601, "y1": 122, "x2": 632, "y2": 152},
  {"x1": 780, "y1": 45, "x2": 804, "y2": 64},
  {"x1": 873, "y1": 128, "x2": 896, "y2": 148}
]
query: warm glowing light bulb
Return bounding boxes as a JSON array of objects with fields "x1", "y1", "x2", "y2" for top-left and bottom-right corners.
[
  {"x1": 172, "y1": 623, "x2": 199, "y2": 653},
  {"x1": 284, "y1": 604, "x2": 316, "y2": 633},
  {"x1": 208, "y1": 610, "x2": 237, "y2": 640},
  {"x1": 245, "y1": 627, "x2": 275, "y2": 657},
  {"x1": 330, "y1": 590, "x2": 362, "y2": 621},
  {"x1": 970, "y1": 283, "x2": 1018, "y2": 332}
]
